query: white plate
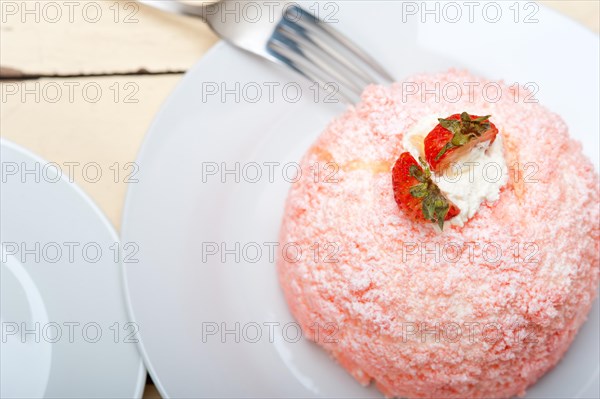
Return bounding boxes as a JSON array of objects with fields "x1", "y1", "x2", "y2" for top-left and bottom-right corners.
[
  {"x1": 121, "y1": 2, "x2": 599, "y2": 398},
  {"x1": 0, "y1": 139, "x2": 146, "y2": 398}
]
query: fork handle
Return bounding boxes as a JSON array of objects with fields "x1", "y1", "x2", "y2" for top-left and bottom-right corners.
[{"x1": 138, "y1": 0, "x2": 210, "y2": 21}]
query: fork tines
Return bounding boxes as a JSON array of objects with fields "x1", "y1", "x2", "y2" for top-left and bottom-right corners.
[{"x1": 267, "y1": 5, "x2": 394, "y2": 104}]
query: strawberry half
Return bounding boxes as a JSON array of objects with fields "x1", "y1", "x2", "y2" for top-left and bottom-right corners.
[
  {"x1": 424, "y1": 112, "x2": 498, "y2": 172},
  {"x1": 392, "y1": 152, "x2": 460, "y2": 230}
]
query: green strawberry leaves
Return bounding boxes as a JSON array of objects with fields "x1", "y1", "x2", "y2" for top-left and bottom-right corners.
[
  {"x1": 435, "y1": 112, "x2": 492, "y2": 161},
  {"x1": 408, "y1": 157, "x2": 452, "y2": 230}
]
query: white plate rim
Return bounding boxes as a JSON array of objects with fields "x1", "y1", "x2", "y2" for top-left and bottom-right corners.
[{"x1": 0, "y1": 137, "x2": 147, "y2": 399}]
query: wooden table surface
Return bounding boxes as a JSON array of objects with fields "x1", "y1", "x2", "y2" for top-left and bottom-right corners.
[{"x1": 1, "y1": 1, "x2": 598, "y2": 398}]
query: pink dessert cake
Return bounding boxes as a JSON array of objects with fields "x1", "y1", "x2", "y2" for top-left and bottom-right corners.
[{"x1": 276, "y1": 70, "x2": 600, "y2": 398}]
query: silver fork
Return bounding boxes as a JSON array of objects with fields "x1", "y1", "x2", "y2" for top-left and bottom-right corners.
[{"x1": 140, "y1": 0, "x2": 394, "y2": 103}]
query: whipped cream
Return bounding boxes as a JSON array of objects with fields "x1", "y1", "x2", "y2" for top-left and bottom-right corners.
[{"x1": 403, "y1": 116, "x2": 508, "y2": 227}]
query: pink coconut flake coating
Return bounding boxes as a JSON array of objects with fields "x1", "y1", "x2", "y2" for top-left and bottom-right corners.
[{"x1": 276, "y1": 70, "x2": 600, "y2": 398}]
